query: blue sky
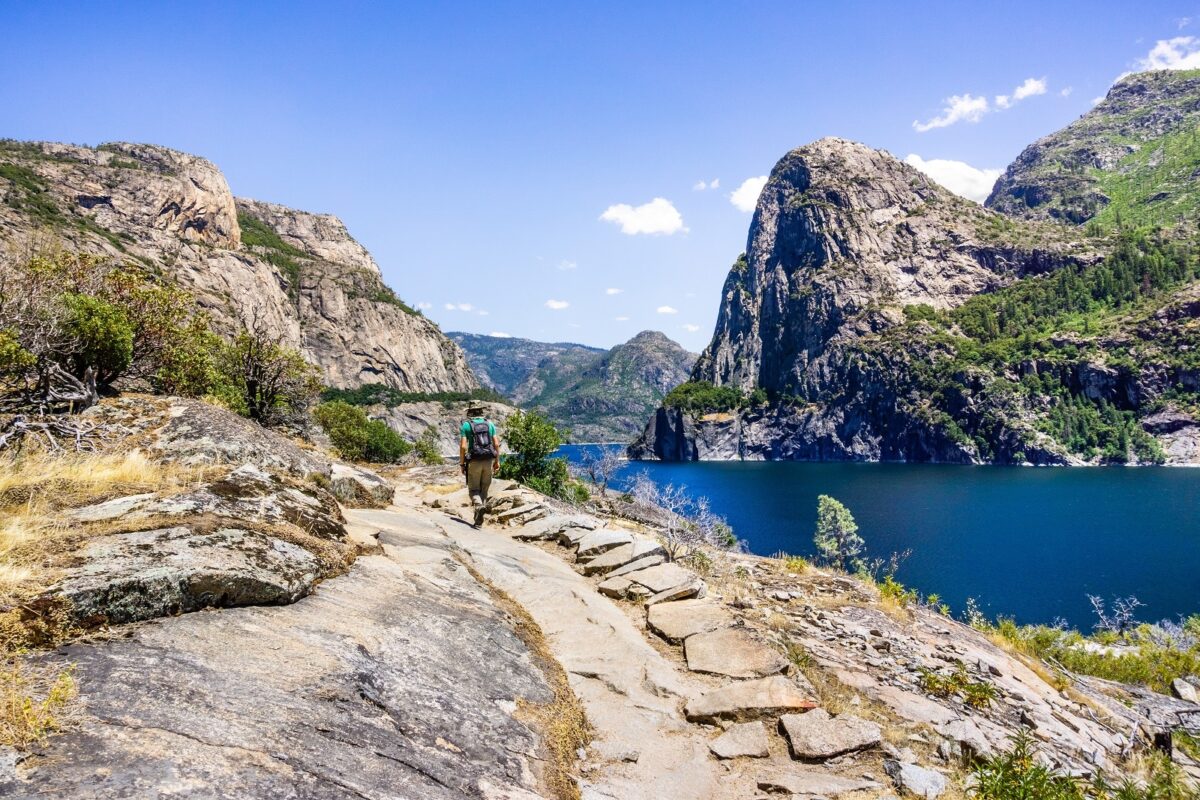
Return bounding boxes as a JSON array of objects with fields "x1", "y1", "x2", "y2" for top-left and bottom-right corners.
[{"x1": 3, "y1": 1, "x2": 1198, "y2": 350}]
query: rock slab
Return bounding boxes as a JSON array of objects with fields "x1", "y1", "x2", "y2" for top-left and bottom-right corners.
[
  {"x1": 684, "y1": 627, "x2": 789, "y2": 679},
  {"x1": 779, "y1": 708, "x2": 882, "y2": 760},
  {"x1": 685, "y1": 676, "x2": 818, "y2": 723},
  {"x1": 709, "y1": 722, "x2": 770, "y2": 760},
  {"x1": 885, "y1": 760, "x2": 948, "y2": 799},
  {"x1": 647, "y1": 599, "x2": 734, "y2": 644}
]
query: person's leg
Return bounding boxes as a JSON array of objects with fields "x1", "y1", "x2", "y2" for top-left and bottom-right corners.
[
  {"x1": 479, "y1": 461, "x2": 493, "y2": 505},
  {"x1": 466, "y1": 460, "x2": 484, "y2": 508}
]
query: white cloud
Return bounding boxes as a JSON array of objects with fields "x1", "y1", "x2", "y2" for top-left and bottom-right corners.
[
  {"x1": 477, "y1": 310, "x2": 489, "y2": 316},
  {"x1": 599, "y1": 198, "x2": 687, "y2": 235},
  {"x1": 682, "y1": 323, "x2": 700, "y2": 332},
  {"x1": 489, "y1": 332, "x2": 512, "y2": 338},
  {"x1": 656, "y1": 305, "x2": 678, "y2": 314},
  {"x1": 1180, "y1": 17, "x2": 1192, "y2": 30},
  {"x1": 416, "y1": 302, "x2": 432, "y2": 310},
  {"x1": 729, "y1": 176, "x2": 768, "y2": 212},
  {"x1": 904, "y1": 154, "x2": 1002, "y2": 204},
  {"x1": 444, "y1": 302, "x2": 474, "y2": 312},
  {"x1": 557, "y1": 259, "x2": 577, "y2": 271},
  {"x1": 1060, "y1": 86, "x2": 1073, "y2": 97},
  {"x1": 1134, "y1": 36, "x2": 1200, "y2": 70},
  {"x1": 692, "y1": 178, "x2": 720, "y2": 191},
  {"x1": 615, "y1": 316, "x2": 630, "y2": 321},
  {"x1": 1091, "y1": 95, "x2": 1105, "y2": 106},
  {"x1": 1012, "y1": 77, "x2": 1047, "y2": 101},
  {"x1": 605, "y1": 288, "x2": 623, "y2": 295},
  {"x1": 913, "y1": 93, "x2": 989, "y2": 131},
  {"x1": 545, "y1": 299, "x2": 569, "y2": 310},
  {"x1": 711, "y1": 178, "x2": 720, "y2": 189}
]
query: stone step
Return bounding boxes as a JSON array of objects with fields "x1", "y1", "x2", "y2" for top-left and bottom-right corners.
[
  {"x1": 606, "y1": 553, "x2": 665, "y2": 578},
  {"x1": 581, "y1": 539, "x2": 664, "y2": 576},
  {"x1": 755, "y1": 769, "x2": 882, "y2": 797},
  {"x1": 709, "y1": 721, "x2": 770, "y2": 760},
  {"x1": 575, "y1": 528, "x2": 634, "y2": 558},
  {"x1": 646, "y1": 600, "x2": 734, "y2": 644},
  {"x1": 684, "y1": 676, "x2": 818, "y2": 723},
  {"x1": 684, "y1": 627, "x2": 790, "y2": 679},
  {"x1": 779, "y1": 708, "x2": 882, "y2": 760}
]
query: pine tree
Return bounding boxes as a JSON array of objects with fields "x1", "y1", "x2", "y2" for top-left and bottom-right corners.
[{"x1": 813, "y1": 495, "x2": 864, "y2": 572}]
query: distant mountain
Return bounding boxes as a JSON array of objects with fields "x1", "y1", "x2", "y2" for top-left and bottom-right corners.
[
  {"x1": 987, "y1": 69, "x2": 1200, "y2": 232},
  {"x1": 449, "y1": 331, "x2": 697, "y2": 442}
]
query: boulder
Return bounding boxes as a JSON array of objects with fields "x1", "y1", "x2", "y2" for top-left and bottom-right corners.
[
  {"x1": 646, "y1": 599, "x2": 734, "y2": 644},
  {"x1": 885, "y1": 760, "x2": 948, "y2": 799},
  {"x1": 684, "y1": 627, "x2": 789, "y2": 678},
  {"x1": 581, "y1": 539, "x2": 664, "y2": 576},
  {"x1": 54, "y1": 526, "x2": 324, "y2": 625},
  {"x1": 644, "y1": 581, "x2": 705, "y2": 605},
  {"x1": 597, "y1": 575, "x2": 633, "y2": 599},
  {"x1": 937, "y1": 717, "x2": 994, "y2": 759},
  {"x1": 779, "y1": 708, "x2": 882, "y2": 760},
  {"x1": 575, "y1": 528, "x2": 634, "y2": 558},
  {"x1": 685, "y1": 676, "x2": 818, "y2": 723},
  {"x1": 756, "y1": 769, "x2": 882, "y2": 796},
  {"x1": 709, "y1": 722, "x2": 770, "y2": 759},
  {"x1": 329, "y1": 463, "x2": 394, "y2": 508},
  {"x1": 1171, "y1": 678, "x2": 1199, "y2": 704}
]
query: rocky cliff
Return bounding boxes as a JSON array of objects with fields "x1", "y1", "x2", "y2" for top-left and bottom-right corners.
[
  {"x1": 453, "y1": 330, "x2": 697, "y2": 442},
  {"x1": 0, "y1": 140, "x2": 476, "y2": 393},
  {"x1": 633, "y1": 76, "x2": 1200, "y2": 465}
]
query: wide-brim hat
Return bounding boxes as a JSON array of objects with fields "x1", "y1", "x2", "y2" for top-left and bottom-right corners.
[{"x1": 466, "y1": 404, "x2": 486, "y2": 415}]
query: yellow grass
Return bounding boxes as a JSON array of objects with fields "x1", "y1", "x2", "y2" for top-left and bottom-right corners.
[{"x1": 0, "y1": 659, "x2": 77, "y2": 749}]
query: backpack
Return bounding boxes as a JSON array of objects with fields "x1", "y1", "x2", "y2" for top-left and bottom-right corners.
[{"x1": 467, "y1": 419, "x2": 496, "y2": 460}]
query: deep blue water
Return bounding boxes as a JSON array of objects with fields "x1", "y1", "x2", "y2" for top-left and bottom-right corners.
[{"x1": 559, "y1": 445, "x2": 1200, "y2": 629}]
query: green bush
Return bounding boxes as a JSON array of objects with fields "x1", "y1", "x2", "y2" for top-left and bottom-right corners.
[
  {"x1": 663, "y1": 381, "x2": 747, "y2": 414},
  {"x1": 497, "y1": 409, "x2": 583, "y2": 500},
  {"x1": 313, "y1": 401, "x2": 411, "y2": 463},
  {"x1": 60, "y1": 293, "x2": 134, "y2": 383},
  {"x1": 813, "y1": 495, "x2": 864, "y2": 571},
  {"x1": 415, "y1": 425, "x2": 443, "y2": 465}
]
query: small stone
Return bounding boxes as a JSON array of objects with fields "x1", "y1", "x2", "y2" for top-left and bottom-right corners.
[
  {"x1": 885, "y1": 760, "x2": 948, "y2": 799},
  {"x1": 756, "y1": 769, "x2": 881, "y2": 796},
  {"x1": 597, "y1": 575, "x2": 632, "y2": 598},
  {"x1": 709, "y1": 722, "x2": 770, "y2": 759},
  {"x1": 779, "y1": 708, "x2": 882, "y2": 760}
]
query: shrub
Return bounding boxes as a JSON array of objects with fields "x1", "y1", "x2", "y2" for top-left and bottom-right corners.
[
  {"x1": 218, "y1": 323, "x2": 321, "y2": 426},
  {"x1": 59, "y1": 293, "x2": 134, "y2": 384},
  {"x1": 415, "y1": 425, "x2": 443, "y2": 465},
  {"x1": 813, "y1": 495, "x2": 864, "y2": 571},
  {"x1": 662, "y1": 381, "x2": 747, "y2": 414},
  {"x1": 313, "y1": 401, "x2": 411, "y2": 463}
]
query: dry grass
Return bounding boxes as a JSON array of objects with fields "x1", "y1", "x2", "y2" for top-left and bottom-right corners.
[
  {"x1": 0, "y1": 658, "x2": 77, "y2": 749},
  {"x1": 457, "y1": 558, "x2": 589, "y2": 800}
]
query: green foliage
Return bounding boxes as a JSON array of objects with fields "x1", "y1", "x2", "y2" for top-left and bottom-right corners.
[
  {"x1": 320, "y1": 383, "x2": 507, "y2": 407},
  {"x1": 972, "y1": 730, "x2": 1196, "y2": 800},
  {"x1": 1040, "y1": 395, "x2": 1165, "y2": 463},
  {"x1": 219, "y1": 328, "x2": 322, "y2": 425},
  {"x1": 415, "y1": 425, "x2": 443, "y2": 465},
  {"x1": 0, "y1": 162, "x2": 64, "y2": 225},
  {"x1": 313, "y1": 401, "x2": 412, "y2": 463},
  {"x1": 0, "y1": 330, "x2": 34, "y2": 378},
  {"x1": 236, "y1": 211, "x2": 306, "y2": 299},
  {"x1": 919, "y1": 662, "x2": 996, "y2": 709},
  {"x1": 496, "y1": 409, "x2": 583, "y2": 500},
  {"x1": 59, "y1": 293, "x2": 134, "y2": 383},
  {"x1": 813, "y1": 494, "x2": 864, "y2": 571},
  {"x1": 663, "y1": 381, "x2": 747, "y2": 414}
]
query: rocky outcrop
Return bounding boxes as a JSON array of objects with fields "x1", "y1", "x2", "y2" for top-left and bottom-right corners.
[
  {"x1": 986, "y1": 70, "x2": 1200, "y2": 228},
  {"x1": 380, "y1": 399, "x2": 517, "y2": 457},
  {"x1": 452, "y1": 331, "x2": 697, "y2": 442},
  {"x1": 0, "y1": 140, "x2": 477, "y2": 393}
]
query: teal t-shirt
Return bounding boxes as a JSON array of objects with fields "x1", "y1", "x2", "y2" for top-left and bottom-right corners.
[{"x1": 461, "y1": 418, "x2": 496, "y2": 440}]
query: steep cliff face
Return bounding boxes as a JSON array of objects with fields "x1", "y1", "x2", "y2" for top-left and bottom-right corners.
[
  {"x1": 0, "y1": 140, "x2": 476, "y2": 393},
  {"x1": 986, "y1": 70, "x2": 1200, "y2": 229}
]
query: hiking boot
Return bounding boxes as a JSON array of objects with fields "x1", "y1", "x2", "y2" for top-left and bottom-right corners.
[{"x1": 473, "y1": 505, "x2": 485, "y2": 528}]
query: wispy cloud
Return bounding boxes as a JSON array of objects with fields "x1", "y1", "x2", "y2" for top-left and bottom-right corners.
[
  {"x1": 1059, "y1": 86, "x2": 1073, "y2": 97},
  {"x1": 489, "y1": 332, "x2": 512, "y2": 338},
  {"x1": 557, "y1": 259, "x2": 577, "y2": 271},
  {"x1": 693, "y1": 178, "x2": 720, "y2": 191},
  {"x1": 444, "y1": 302, "x2": 474, "y2": 312},
  {"x1": 615, "y1": 316, "x2": 630, "y2": 321},
  {"x1": 656, "y1": 305, "x2": 678, "y2": 314},
  {"x1": 1134, "y1": 36, "x2": 1200, "y2": 71},
  {"x1": 416, "y1": 302, "x2": 432, "y2": 310},
  {"x1": 730, "y1": 176, "x2": 768, "y2": 212},
  {"x1": 913, "y1": 93, "x2": 989, "y2": 131},
  {"x1": 605, "y1": 288, "x2": 623, "y2": 295},
  {"x1": 599, "y1": 198, "x2": 687, "y2": 235},
  {"x1": 682, "y1": 323, "x2": 700, "y2": 332},
  {"x1": 904, "y1": 154, "x2": 1002, "y2": 203},
  {"x1": 545, "y1": 299, "x2": 569, "y2": 310},
  {"x1": 995, "y1": 77, "x2": 1046, "y2": 109},
  {"x1": 477, "y1": 310, "x2": 489, "y2": 316}
]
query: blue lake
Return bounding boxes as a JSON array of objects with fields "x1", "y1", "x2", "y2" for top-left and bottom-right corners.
[{"x1": 559, "y1": 445, "x2": 1200, "y2": 630}]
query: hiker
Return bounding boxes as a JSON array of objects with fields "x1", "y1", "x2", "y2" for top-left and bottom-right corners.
[{"x1": 460, "y1": 404, "x2": 501, "y2": 527}]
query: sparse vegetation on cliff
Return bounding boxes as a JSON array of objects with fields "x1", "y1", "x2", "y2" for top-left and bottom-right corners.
[{"x1": 663, "y1": 381, "x2": 747, "y2": 414}]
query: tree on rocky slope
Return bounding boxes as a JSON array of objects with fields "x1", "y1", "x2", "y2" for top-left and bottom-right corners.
[{"x1": 813, "y1": 494, "x2": 863, "y2": 572}]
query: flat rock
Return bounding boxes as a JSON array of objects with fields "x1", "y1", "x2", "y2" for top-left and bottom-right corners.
[
  {"x1": 780, "y1": 708, "x2": 882, "y2": 760},
  {"x1": 623, "y1": 562, "x2": 697, "y2": 594},
  {"x1": 582, "y1": 539, "x2": 664, "y2": 576},
  {"x1": 52, "y1": 526, "x2": 323, "y2": 625},
  {"x1": 1172, "y1": 678, "x2": 1199, "y2": 703},
  {"x1": 598, "y1": 575, "x2": 633, "y2": 598},
  {"x1": 607, "y1": 553, "x2": 666, "y2": 578},
  {"x1": 885, "y1": 760, "x2": 948, "y2": 799},
  {"x1": 709, "y1": 722, "x2": 769, "y2": 759},
  {"x1": 575, "y1": 528, "x2": 634, "y2": 558},
  {"x1": 644, "y1": 581, "x2": 705, "y2": 606},
  {"x1": 685, "y1": 676, "x2": 818, "y2": 723},
  {"x1": 684, "y1": 627, "x2": 789, "y2": 678},
  {"x1": 756, "y1": 768, "x2": 882, "y2": 797},
  {"x1": 647, "y1": 600, "x2": 735, "y2": 644}
]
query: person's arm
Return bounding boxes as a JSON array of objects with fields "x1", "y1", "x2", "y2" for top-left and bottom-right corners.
[
  {"x1": 492, "y1": 432, "x2": 501, "y2": 471},
  {"x1": 459, "y1": 430, "x2": 468, "y2": 473}
]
